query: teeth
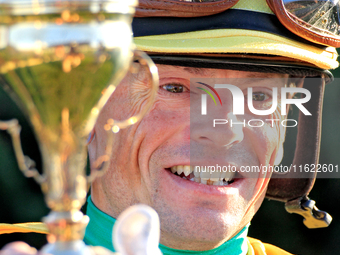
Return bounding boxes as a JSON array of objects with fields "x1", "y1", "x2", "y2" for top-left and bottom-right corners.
[
  {"x1": 210, "y1": 171, "x2": 221, "y2": 179},
  {"x1": 220, "y1": 171, "x2": 227, "y2": 179},
  {"x1": 200, "y1": 171, "x2": 210, "y2": 179},
  {"x1": 171, "y1": 165, "x2": 195, "y2": 176},
  {"x1": 183, "y1": 165, "x2": 191, "y2": 176},
  {"x1": 201, "y1": 178, "x2": 208, "y2": 185},
  {"x1": 213, "y1": 181, "x2": 220, "y2": 185},
  {"x1": 177, "y1": 165, "x2": 184, "y2": 175},
  {"x1": 171, "y1": 166, "x2": 177, "y2": 173},
  {"x1": 169, "y1": 165, "x2": 235, "y2": 186},
  {"x1": 193, "y1": 166, "x2": 200, "y2": 177}
]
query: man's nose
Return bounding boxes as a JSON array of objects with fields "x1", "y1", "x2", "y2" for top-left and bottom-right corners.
[{"x1": 190, "y1": 97, "x2": 244, "y2": 148}]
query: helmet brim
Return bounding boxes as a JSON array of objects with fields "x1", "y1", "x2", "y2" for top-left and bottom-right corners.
[{"x1": 134, "y1": 29, "x2": 339, "y2": 71}]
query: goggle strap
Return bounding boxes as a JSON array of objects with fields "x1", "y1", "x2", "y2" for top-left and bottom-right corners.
[
  {"x1": 135, "y1": 0, "x2": 239, "y2": 18},
  {"x1": 267, "y1": 78, "x2": 325, "y2": 201}
]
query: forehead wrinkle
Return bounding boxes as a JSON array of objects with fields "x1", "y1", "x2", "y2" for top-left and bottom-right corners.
[{"x1": 183, "y1": 67, "x2": 216, "y2": 77}]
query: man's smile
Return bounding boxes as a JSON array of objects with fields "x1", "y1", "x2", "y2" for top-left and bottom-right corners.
[{"x1": 165, "y1": 165, "x2": 236, "y2": 186}]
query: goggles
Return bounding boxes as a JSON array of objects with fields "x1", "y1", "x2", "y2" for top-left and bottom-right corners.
[{"x1": 136, "y1": 0, "x2": 340, "y2": 47}]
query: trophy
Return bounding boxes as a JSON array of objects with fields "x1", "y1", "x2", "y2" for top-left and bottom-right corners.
[{"x1": 0, "y1": 0, "x2": 159, "y2": 254}]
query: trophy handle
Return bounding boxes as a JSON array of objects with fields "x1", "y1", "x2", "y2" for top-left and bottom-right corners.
[
  {"x1": 0, "y1": 119, "x2": 46, "y2": 184},
  {"x1": 87, "y1": 50, "x2": 159, "y2": 183}
]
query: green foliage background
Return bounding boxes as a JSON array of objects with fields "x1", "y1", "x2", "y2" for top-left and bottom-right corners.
[{"x1": 0, "y1": 66, "x2": 339, "y2": 254}]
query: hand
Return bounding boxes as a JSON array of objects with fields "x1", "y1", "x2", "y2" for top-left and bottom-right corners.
[{"x1": 0, "y1": 242, "x2": 37, "y2": 255}]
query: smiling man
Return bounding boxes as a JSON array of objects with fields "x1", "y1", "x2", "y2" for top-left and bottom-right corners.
[
  {"x1": 83, "y1": 0, "x2": 338, "y2": 253},
  {"x1": 1, "y1": 0, "x2": 339, "y2": 254},
  {"x1": 87, "y1": 66, "x2": 289, "y2": 252}
]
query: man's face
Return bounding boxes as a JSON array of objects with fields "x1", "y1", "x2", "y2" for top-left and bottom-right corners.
[{"x1": 89, "y1": 65, "x2": 288, "y2": 250}]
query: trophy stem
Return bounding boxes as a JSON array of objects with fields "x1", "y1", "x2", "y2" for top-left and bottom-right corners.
[{"x1": 41, "y1": 210, "x2": 91, "y2": 255}]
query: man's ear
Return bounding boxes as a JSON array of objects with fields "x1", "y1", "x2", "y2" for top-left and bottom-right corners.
[
  {"x1": 87, "y1": 129, "x2": 97, "y2": 173},
  {"x1": 274, "y1": 144, "x2": 284, "y2": 165}
]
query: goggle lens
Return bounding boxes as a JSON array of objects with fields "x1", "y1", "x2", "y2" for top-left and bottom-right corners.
[{"x1": 283, "y1": 0, "x2": 340, "y2": 37}]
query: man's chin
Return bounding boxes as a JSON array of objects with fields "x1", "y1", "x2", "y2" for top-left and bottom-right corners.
[
  {"x1": 156, "y1": 205, "x2": 243, "y2": 251},
  {"x1": 148, "y1": 168, "x2": 255, "y2": 249}
]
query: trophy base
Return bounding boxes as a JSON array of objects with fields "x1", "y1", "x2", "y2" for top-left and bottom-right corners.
[
  {"x1": 41, "y1": 240, "x2": 92, "y2": 255},
  {"x1": 41, "y1": 210, "x2": 94, "y2": 255},
  {"x1": 41, "y1": 211, "x2": 115, "y2": 255}
]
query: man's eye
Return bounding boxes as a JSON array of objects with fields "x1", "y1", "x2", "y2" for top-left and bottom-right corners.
[
  {"x1": 162, "y1": 84, "x2": 187, "y2": 93},
  {"x1": 252, "y1": 92, "x2": 268, "y2": 101}
]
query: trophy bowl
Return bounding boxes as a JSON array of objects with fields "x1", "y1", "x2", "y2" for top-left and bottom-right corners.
[{"x1": 0, "y1": 1, "x2": 159, "y2": 254}]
